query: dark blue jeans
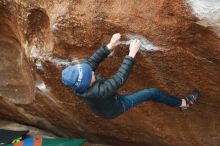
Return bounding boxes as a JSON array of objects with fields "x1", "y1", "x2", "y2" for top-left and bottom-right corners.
[{"x1": 120, "y1": 88, "x2": 182, "y2": 112}]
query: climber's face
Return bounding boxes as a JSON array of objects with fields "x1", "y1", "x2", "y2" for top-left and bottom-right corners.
[{"x1": 89, "y1": 71, "x2": 96, "y2": 86}]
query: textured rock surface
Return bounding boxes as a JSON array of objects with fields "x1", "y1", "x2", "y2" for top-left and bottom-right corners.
[
  {"x1": 0, "y1": 0, "x2": 220, "y2": 146},
  {"x1": 0, "y1": 8, "x2": 35, "y2": 104},
  {"x1": 0, "y1": 120, "x2": 56, "y2": 137}
]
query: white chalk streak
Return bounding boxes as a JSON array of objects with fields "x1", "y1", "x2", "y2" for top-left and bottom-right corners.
[
  {"x1": 36, "y1": 83, "x2": 47, "y2": 92},
  {"x1": 49, "y1": 57, "x2": 80, "y2": 67},
  {"x1": 127, "y1": 34, "x2": 160, "y2": 52}
]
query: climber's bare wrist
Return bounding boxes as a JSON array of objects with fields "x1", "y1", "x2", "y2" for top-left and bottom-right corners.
[
  {"x1": 107, "y1": 43, "x2": 114, "y2": 50},
  {"x1": 128, "y1": 52, "x2": 136, "y2": 58}
]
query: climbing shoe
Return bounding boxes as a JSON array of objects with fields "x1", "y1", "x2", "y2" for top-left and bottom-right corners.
[
  {"x1": 185, "y1": 90, "x2": 200, "y2": 106},
  {"x1": 181, "y1": 90, "x2": 200, "y2": 111}
]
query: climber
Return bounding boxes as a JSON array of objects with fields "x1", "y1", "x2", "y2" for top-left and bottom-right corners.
[{"x1": 61, "y1": 33, "x2": 200, "y2": 119}]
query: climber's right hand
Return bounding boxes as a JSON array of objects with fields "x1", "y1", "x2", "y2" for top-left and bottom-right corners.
[
  {"x1": 107, "y1": 33, "x2": 121, "y2": 50},
  {"x1": 128, "y1": 39, "x2": 141, "y2": 58}
]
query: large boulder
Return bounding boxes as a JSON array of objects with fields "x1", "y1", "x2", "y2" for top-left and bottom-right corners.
[{"x1": 0, "y1": 0, "x2": 219, "y2": 145}]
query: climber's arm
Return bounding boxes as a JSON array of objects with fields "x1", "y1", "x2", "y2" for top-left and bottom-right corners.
[
  {"x1": 96, "y1": 55, "x2": 134, "y2": 98},
  {"x1": 84, "y1": 33, "x2": 121, "y2": 71},
  {"x1": 95, "y1": 39, "x2": 141, "y2": 98},
  {"x1": 84, "y1": 46, "x2": 111, "y2": 71}
]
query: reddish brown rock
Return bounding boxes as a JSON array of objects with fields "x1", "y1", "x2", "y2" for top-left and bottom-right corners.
[
  {"x1": 0, "y1": 1, "x2": 219, "y2": 146},
  {"x1": 0, "y1": 8, "x2": 35, "y2": 104}
]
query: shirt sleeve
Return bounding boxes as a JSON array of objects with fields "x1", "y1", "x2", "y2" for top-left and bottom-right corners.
[
  {"x1": 84, "y1": 46, "x2": 111, "y2": 71},
  {"x1": 97, "y1": 55, "x2": 134, "y2": 98}
]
